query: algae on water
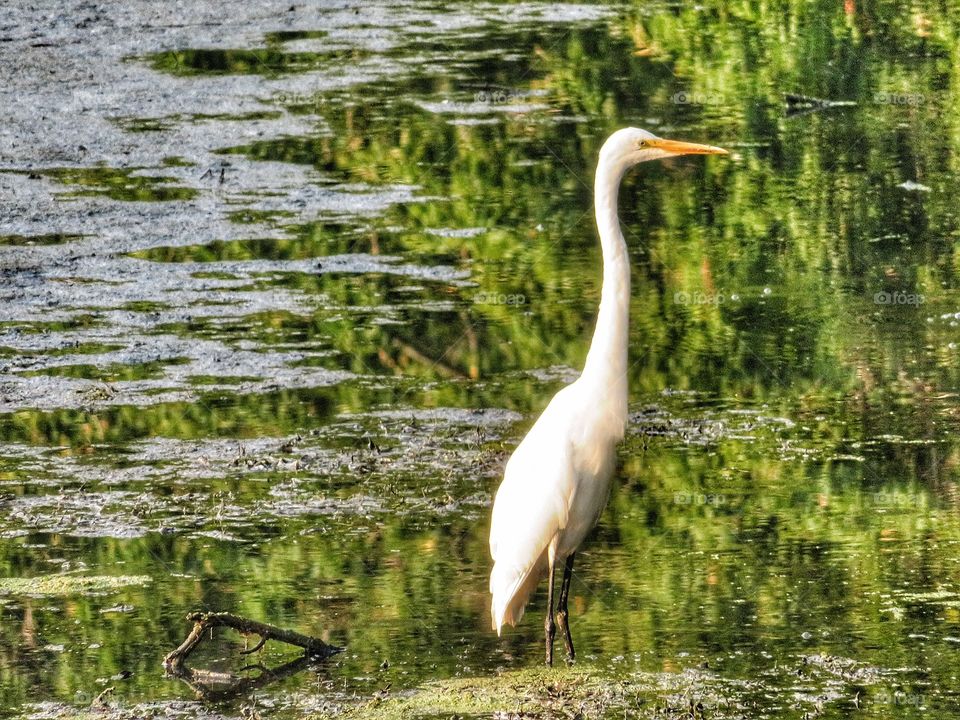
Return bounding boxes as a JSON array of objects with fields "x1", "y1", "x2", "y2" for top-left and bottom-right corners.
[{"x1": 0, "y1": 574, "x2": 152, "y2": 597}]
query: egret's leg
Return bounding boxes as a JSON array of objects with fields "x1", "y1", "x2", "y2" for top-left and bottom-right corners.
[
  {"x1": 556, "y1": 553, "x2": 575, "y2": 662},
  {"x1": 544, "y1": 554, "x2": 556, "y2": 666}
]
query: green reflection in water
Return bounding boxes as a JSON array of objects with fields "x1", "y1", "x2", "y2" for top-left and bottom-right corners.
[
  {"x1": 4, "y1": 1, "x2": 960, "y2": 718},
  {"x1": 0, "y1": 343, "x2": 122, "y2": 359},
  {"x1": 12, "y1": 167, "x2": 199, "y2": 202},
  {"x1": 17, "y1": 357, "x2": 191, "y2": 383},
  {"x1": 0, "y1": 234, "x2": 86, "y2": 247},
  {"x1": 0, "y1": 315, "x2": 103, "y2": 334},
  {"x1": 147, "y1": 47, "x2": 370, "y2": 77}
]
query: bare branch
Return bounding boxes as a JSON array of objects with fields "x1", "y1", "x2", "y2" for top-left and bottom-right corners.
[{"x1": 163, "y1": 611, "x2": 339, "y2": 670}]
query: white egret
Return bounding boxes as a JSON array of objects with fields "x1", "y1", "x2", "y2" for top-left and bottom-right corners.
[{"x1": 489, "y1": 128, "x2": 727, "y2": 665}]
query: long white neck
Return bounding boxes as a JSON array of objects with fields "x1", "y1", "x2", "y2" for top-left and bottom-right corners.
[{"x1": 581, "y1": 155, "x2": 630, "y2": 432}]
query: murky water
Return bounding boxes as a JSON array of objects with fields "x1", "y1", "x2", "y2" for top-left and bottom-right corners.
[{"x1": 2, "y1": 0, "x2": 960, "y2": 717}]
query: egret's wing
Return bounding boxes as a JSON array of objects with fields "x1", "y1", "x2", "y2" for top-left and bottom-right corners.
[
  {"x1": 489, "y1": 434, "x2": 575, "y2": 559},
  {"x1": 489, "y1": 397, "x2": 578, "y2": 632}
]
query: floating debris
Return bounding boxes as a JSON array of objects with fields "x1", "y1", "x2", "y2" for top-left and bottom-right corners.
[
  {"x1": 784, "y1": 93, "x2": 857, "y2": 117},
  {"x1": 897, "y1": 180, "x2": 932, "y2": 192}
]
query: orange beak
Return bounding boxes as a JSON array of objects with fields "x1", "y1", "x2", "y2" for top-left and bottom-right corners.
[{"x1": 646, "y1": 138, "x2": 728, "y2": 156}]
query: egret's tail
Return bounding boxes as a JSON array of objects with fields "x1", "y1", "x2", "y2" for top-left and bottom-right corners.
[{"x1": 489, "y1": 550, "x2": 548, "y2": 635}]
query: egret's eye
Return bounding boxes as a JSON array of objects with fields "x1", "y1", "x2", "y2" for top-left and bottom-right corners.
[{"x1": 636, "y1": 139, "x2": 648, "y2": 149}]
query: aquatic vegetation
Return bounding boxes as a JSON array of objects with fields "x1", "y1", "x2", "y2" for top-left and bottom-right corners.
[{"x1": 0, "y1": 574, "x2": 152, "y2": 597}]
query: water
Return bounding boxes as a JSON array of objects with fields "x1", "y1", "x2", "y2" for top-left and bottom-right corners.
[{"x1": 1, "y1": 0, "x2": 960, "y2": 717}]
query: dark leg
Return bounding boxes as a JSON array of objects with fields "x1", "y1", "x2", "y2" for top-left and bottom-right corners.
[
  {"x1": 544, "y1": 554, "x2": 556, "y2": 666},
  {"x1": 556, "y1": 554, "x2": 575, "y2": 662}
]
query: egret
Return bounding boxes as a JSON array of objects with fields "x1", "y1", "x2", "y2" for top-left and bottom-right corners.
[{"x1": 489, "y1": 128, "x2": 727, "y2": 665}]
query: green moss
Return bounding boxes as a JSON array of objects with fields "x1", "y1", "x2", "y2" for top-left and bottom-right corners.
[{"x1": 332, "y1": 668, "x2": 662, "y2": 719}]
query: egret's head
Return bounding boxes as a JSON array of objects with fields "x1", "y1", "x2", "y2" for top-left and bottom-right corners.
[{"x1": 599, "y1": 127, "x2": 727, "y2": 171}]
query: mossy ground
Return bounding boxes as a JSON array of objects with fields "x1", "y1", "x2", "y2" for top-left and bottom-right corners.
[
  {"x1": 10, "y1": 660, "x2": 887, "y2": 720},
  {"x1": 331, "y1": 666, "x2": 725, "y2": 720}
]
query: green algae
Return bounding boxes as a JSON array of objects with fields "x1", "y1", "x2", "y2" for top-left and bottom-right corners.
[
  {"x1": 334, "y1": 669, "x2": 640, "y2": 719},
  {"x1": 0, "y1": 574, "x2": 152, "y2": 597}
]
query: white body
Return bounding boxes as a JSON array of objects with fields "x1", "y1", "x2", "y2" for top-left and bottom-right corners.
[
  {"x1": 489, "y1": 130, "x2": 637, "y2": 633},
  {"x1": 488, "y1": 374, "x2": 626, "y2": 631}
]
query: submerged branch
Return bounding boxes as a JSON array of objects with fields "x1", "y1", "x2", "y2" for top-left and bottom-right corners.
[{"x1": 163, "y1": 611, "x2": 339, "y2": 670}]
